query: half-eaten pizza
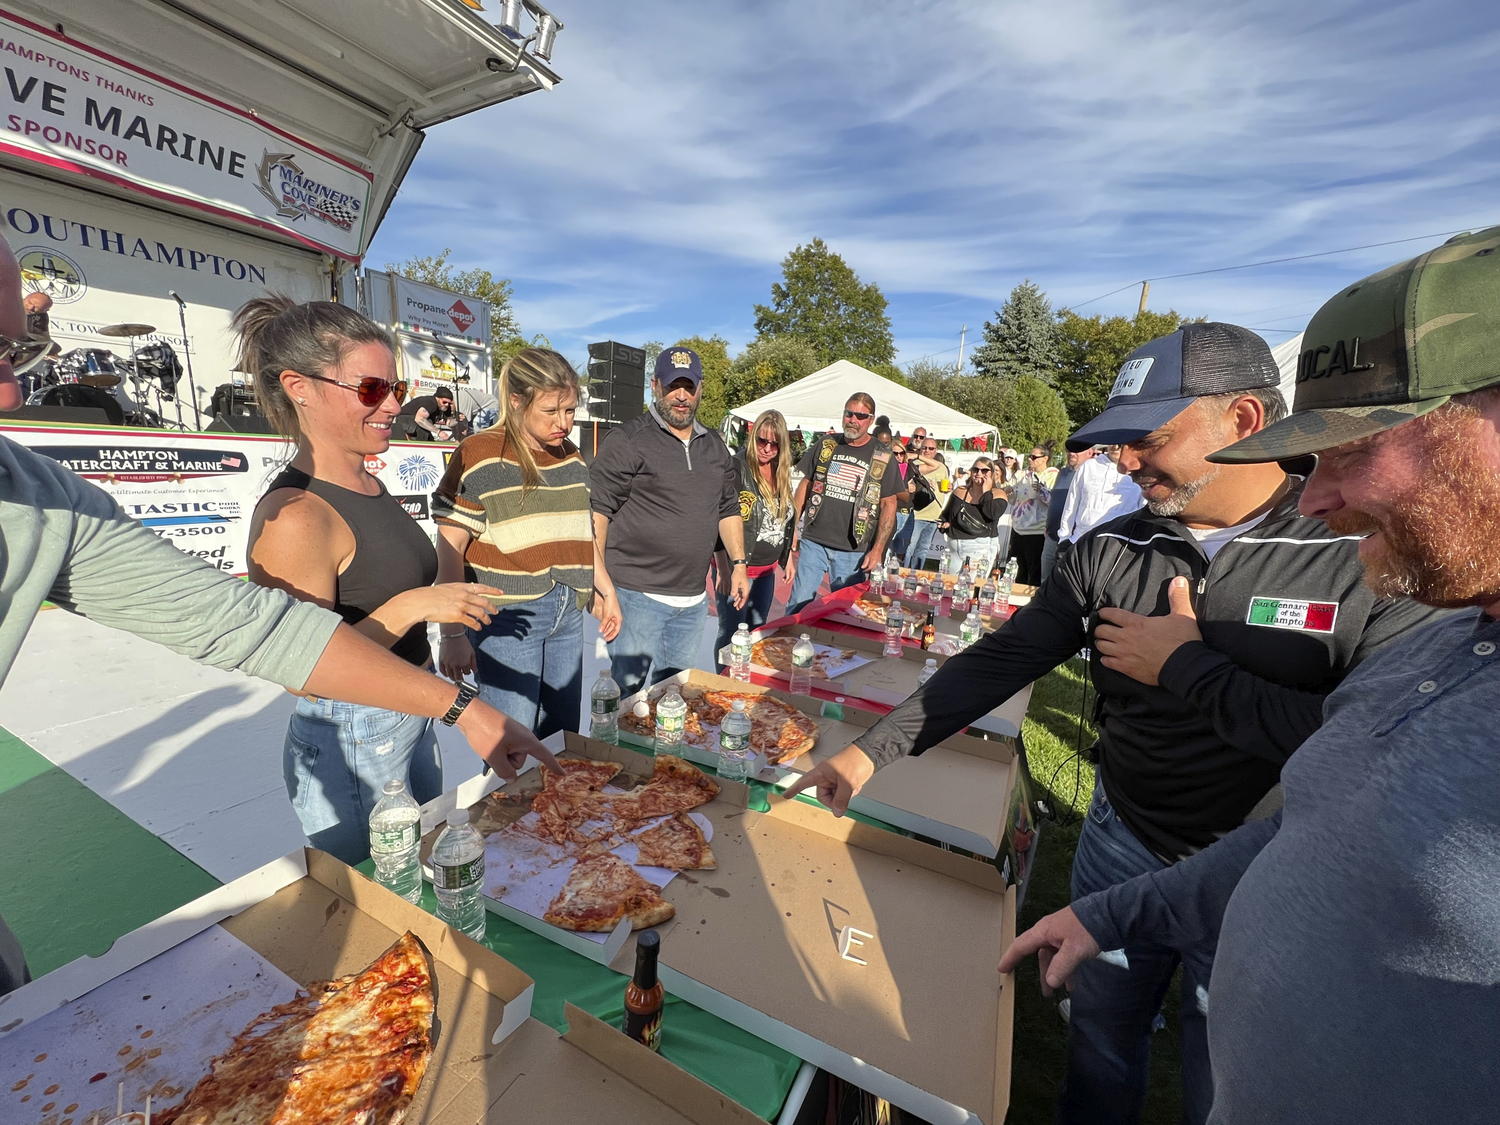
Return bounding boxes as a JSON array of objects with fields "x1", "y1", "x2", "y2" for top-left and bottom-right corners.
[{"x1": 542, "y1": 852, "x2": 676, "y2": 932}]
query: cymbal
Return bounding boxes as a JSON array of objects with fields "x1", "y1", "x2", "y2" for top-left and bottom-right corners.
[
  {"x1": 79, "y1": 372, "x2": 123, "y2": 387},
  {"x1": 98, "y1": 322, "x2": 156, "y2": 338}
]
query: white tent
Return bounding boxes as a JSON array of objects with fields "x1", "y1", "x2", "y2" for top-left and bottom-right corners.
[
  {"x1": 1271, "y1": 332, "x2": 1305, "y2": 413},
  {"x1": 726, "y1": 360, "x2": 997, "y2": 443}
]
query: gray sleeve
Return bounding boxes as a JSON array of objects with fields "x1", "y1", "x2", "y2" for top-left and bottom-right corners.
[
  {"x1": 1073, "y1": 811, "x2": 1281, "y2": 952},
  {"x1": 588, "y1": 428, "x2": 636, "y2": 518},
  {"x1": 48, "y1": 481, "x2": 341, "y2": 690}
]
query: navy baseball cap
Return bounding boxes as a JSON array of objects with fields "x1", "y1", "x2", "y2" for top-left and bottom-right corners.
[
  {"x1": 1066, "y1": 323, "x2": 1281, "y2": 451},
  {"x1": 654, "y1": 346, "x2": 703, "y2": 388}
]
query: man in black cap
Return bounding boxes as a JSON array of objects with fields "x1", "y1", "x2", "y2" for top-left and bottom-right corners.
[
  {"x1": 1002, "y1": 228, "x2": 1500, "y2": 1124},
  {"x1": 590, "y1": 345, "x2": 748, "y2": 696},
  {"x1": 397, "y1": 385, "x2": 458, "y2": 441},
  {"x1": 788, "y1": 322, "x2": 1444, "y2": 1125}
]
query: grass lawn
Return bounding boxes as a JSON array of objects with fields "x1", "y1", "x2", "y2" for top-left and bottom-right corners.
[{"x1": 1006, "y1": 658, "x2": 1184, "y2": 1125}]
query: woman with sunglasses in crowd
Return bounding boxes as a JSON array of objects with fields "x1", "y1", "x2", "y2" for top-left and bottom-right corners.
[
  {"x1": 713, "y1": 409, "x2": 796, "y2": 670},
  {"x1": 432, "y1": 349, "x2": 616, "y2": 736},
  {"x1": 238, "y1": 296, "x2": 502, "y2": 865},
  {"x1": 936, "y1": 456, "x2": 1009, "y2": 578},
  {"x1": 1005, "y1": 445, "x2": 1057, "y2": 587}
]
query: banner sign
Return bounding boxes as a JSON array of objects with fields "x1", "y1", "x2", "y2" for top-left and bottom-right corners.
[
  {"x1": 0, "y1": 10, "x2": 373, "y2": 259},
  {"x1": 391, "y1": 275, "x2": 491, "y2": 348},
  {"x1": 398, "y1": 333, "x2": 488, "y2": 396},
  {"x1": 2, "y1": 424, "x2": 450, "y2": 576}
]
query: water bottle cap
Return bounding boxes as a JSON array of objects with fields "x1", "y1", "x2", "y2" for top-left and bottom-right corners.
[
  {"x1": 383, "y1": 779, "x2": 406, "y2": 795},
  {"x1": 799, "y1": 633, "x2": 810, "y2": 640},
  {"x1": 925, "y1": 658, "x2": 937, "y2": 667},
  {"x1": 732, "y1": 699, "x2": 746, "y2": 711},
  {"x1": 446, "y1": 808, "x2": 469, "y2": 827}
]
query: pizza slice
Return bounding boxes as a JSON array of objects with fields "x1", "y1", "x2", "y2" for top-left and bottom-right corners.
[
  {"x1": 152, "y1": 932, "x2": 434, "y2": 1125},
  {"x1": 530, "y1": 757, "x2": 626, "y2": 843},
  {"x1": 542, "y1": 853, "x2": 676, "y2": 932},
  {"x1": 632, "y1": 812, "x2": 717, "y2": 870},
  {"x1": 702, "y1": 691, "x2": 820, "y2": 765},
  {"x1": 584, "y1": 753, "x2": 721, "y2": 824}
]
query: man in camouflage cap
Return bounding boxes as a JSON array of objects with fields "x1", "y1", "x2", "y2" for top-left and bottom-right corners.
[{"x1": 1002, "y1": 227, "x2": 1500, "y2": 1123}]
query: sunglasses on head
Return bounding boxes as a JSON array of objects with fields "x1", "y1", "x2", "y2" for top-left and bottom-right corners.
[
  {"x1": 844, "y1": 408, "x2": 872, "y2": 420},
  {"x1": 302, "y1": 371, "x2": 408, "y2": 407}
]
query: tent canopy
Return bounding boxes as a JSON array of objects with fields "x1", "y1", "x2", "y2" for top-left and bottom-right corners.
[
  {"x1": 727, "y1": 360, "x2": 996, "y2": 442},
  {"x1": 1271, "y1": 332, "x2": 1304, "y2": 415}
]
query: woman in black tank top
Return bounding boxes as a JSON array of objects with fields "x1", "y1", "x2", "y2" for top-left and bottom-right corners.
[{"x1": 236, "y1": 296, "x2": 505, "y2": 866}]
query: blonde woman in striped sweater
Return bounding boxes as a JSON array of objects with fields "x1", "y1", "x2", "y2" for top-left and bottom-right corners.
[{"x1": 432, "y1": 349, "x2": 617, "y2": 736}]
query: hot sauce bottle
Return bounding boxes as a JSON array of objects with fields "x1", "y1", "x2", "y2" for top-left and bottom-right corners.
[
  {"x1": 920, "y1": 610, "x2": 937, "y2": 650},
  {"x1": 623, "y1": 929, "x2": 664, "y2": 1051}
]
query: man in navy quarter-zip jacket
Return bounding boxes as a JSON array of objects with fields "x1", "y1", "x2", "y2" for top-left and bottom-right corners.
[{"x1": 787, "y1": 322, "x2": 1447, "y2": 1125}]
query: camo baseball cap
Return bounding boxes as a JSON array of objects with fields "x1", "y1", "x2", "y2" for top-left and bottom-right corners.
[{"x1": 1210, "y1": 225, "x2": 1500, "y2": 463}]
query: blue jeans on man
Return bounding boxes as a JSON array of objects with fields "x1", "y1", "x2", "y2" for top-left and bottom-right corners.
[
  {"x1": 787, "y1": 538, "x2": 867, "y2": 615},
  {"x1": 713, "y1": 570, "x2": 778, "y2": 672},
  {"x1": 608, "y1": 587, "x2": 710, "y2": 698},
  {"x1": 1060, "y1": 783, "x2": 1214, "y2": 1125},
  {"x1": 468, "y1": 582, "x2": 584, "y2": 739},
  {"x1": 904, "y1": 519, "x2": 939, "y2": 569},
  {"x1": 888, "y1": 509, "x2": 913, "y2": 563}
]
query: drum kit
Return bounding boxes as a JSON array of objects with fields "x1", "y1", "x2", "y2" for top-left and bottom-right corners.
[{"x1": 25, "y1": 322, "x2": 192, "y2": 429}]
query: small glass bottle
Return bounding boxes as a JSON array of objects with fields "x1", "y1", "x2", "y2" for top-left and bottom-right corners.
[
  {"x1": 623, "y1": 929, "x2": 664, "y2": 1051},
  {"x1": 920, "y1": 610, "x2": 936, "y2": 650}
]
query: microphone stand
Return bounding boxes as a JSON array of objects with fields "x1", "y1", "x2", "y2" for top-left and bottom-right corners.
[{"x1": 172, "y1": 294, "x2": 202, "y2": 431}]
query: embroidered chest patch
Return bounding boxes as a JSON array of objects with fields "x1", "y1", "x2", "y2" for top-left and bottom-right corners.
[{"x1": 1246, "y1": 596, "x2": 1339, "y2": 633}]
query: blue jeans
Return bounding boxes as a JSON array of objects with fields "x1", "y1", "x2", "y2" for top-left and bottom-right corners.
[
  {"x1": 787, "y1": 539, "x2": 866, "y2": 615},
  {"x1": 283, "y1": 697, "x2": 442, "y2": 866},
  {"x1": 469, "y1": 583, "x2": 583, "y2": 739},
  {"x1": 1060, "y1": 783, "x2": 1214, "y2": 1125},
  {"x1": 904, "y1": 519, "x2": 939, "y2": 569},
  {"x1": 608, "y1": 587, "x2": 709, "y2": 698},
  {"x1": 713, "y1": 569, "x2": 779, "y2": 672},
  {"x1": 889, "y1": 510, "x2": 914, "y2": 562},
  {"x1": 1041, "y1": 535, "x2": 1062, "y2": 583}
]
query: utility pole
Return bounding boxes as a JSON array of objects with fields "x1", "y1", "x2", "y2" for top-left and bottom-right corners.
[
  {"x1": 1137, "y1": 281, "x2": 1150, "y2": 317},
  {"x1": 956, "y1": 324, "x2": 967, "y2": 373}
]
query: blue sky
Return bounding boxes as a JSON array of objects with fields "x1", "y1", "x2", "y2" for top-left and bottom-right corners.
[{"x1": 368, "y1": 0, "x2": 1500, "y2": 370}]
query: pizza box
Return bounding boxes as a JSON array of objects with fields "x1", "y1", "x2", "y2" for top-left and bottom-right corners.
[
  {"x1": 487, "y1": 1006, "x2": 769, "y2": 1124},
  {"x1": 605, "y1": 794, "x2": 1018, "y2": 1125},
  {"x1": 422, "y1": 731, "x2": 756, "y2": 967},
  {"x1": 734, "y1": 624, "x2": 1033, "y2": 739},
  {"x1": 823, "y1": 587, "x2": 1014, "y2": 634},
  {"x1": 0, "y1": 848, "x2": 536, "y2": 1125},
  {"x1": 615, "y1": 667, "x2": 873, "y2": 778}
]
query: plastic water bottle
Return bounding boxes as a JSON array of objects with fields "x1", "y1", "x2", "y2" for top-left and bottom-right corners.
[
  {"x1": 953, "y1": 556, "x2": 973, "y2": 614},
  {"x1": 870, "y1": 558, "x2": 884, "y2": 591},
  {"x1": 903, "y1": 568, "x2": 919, "y2": 599},
  {"x1": 369, "y1": 779, "x2": 423, "y2": 904},
  {"x1": 729, "y1": 623, "x2": 754, "y2": 682},
  {"x1": 883, "y1": 560, "x2": 901, "y2": 596},
  {"x1": 996, "y1": 566, "x2": 1015, "y2": 613},
  {"x1": 960, "y1": 608, "x2": 982, "y2": 649},
  {"x1": 980, "y1": 569, "x2": 997, "y2": 615},
  {"x1": 940, "y1": 545, "x2": 954, "y2": 577},
  {"x1": 916, "y1": 571, "x2": 932, "y2": 603},
  {"x1": 789, "y1": 633, "x2": 815, "y2": 695},
  {"x1": 655, "y1": 686, "x2": 687, "y2": 749},
  {"x1": 430, "y1": 808, "x2": 486, "y2": 941},
  {"x1": 718, "y1": 699, "x2": 752, "y2": 781},
  {"x1": 884, "y1": 600, "x2": 904, "y2": 656},
  {"x1": 590, "y1": 668, "x2": 622, "y2": 742},
  {"x1": 916, "y1": 657, "x2": 938, "y2": 687}
]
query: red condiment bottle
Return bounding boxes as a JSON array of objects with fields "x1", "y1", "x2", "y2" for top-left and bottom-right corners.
[{"x1": 623, "y1": 929, "x2": 664, "y2": 1051}]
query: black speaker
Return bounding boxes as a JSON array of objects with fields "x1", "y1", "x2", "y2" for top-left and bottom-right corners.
[
  {"x1": 207, "y1": 413, "x2": 278, "y2": 434},
  {"x1": 13, "y1": 403, "x2": 113, "y2": 425},
  {"x1": 584, "y1": 340, "x2": 648, "y2": 423}
]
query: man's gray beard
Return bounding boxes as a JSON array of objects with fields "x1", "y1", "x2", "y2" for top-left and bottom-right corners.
[
  {"x1": 1144, "y1": 467, "x2": 1219, "y2": 517},
  {"x1": 664, "y1": 400, "x2": 699, "y2": 428},
  {"x1": 843, "y1": 423, "x2": 861, "y2": 441}
]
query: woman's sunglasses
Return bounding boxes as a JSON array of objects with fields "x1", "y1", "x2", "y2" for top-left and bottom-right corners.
[
  {"x1": 302, "y1": 371, "x2": 408, "y2": 407},
  {"x1": 756, "y1": 437, "x2": 781, "y2": 449}
]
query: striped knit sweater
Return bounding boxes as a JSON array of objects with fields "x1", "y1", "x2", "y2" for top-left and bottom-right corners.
[{"x1": 431, "y1": 430, "x2": 594, "y2": 609}]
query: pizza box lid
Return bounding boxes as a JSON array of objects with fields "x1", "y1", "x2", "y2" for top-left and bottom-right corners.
[
  {"x1": 479, "y1": 1006, "x2": 770, "y2": 1124},
  {"x1": 426, "y1": 731, "x2": 755, "y2": 967},
  {"x1": 0, "y1": 848, "x2": 537, "y2": 1125},
  {"x1": 615, "y1": 670, "x2": 1023, "y2": 855},
  {"x1": 606, "y1": 794, "x2": 1018, "y2": 1125}
]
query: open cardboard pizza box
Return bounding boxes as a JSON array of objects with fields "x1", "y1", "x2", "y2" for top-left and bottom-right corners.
[
  {"x1": 712, "y1": 626, "x2": 1033, "y2": 740},
  {"x1": 489, "y1": 1006, "x2": 770, "y2": 1124},
  {"x1": 0, "y1": 849, "x2": 535, "y2": 1125},
  {"x1": 608, "y1": 792, "x2": 1017, "y2": 1125},
  {"x1": 613, "y1": 671, "x2": 1024, "y2": 854}
]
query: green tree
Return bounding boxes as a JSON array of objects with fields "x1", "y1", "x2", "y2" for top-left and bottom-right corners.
[
  {"x1": 998, "y1": 373, "x2": 1072, "y2": 451},
  {"x1": 1053, "y1": 309, "x2": 1190, "y2": 427},
  {"x1": 752, "y1": 238, "x2": 895, "y2": 369},
  {"x1": 725, "y1": 335, "x2": 820, "y2": 409},
  {"x1": 904, "y1": 367, "x2": 1070, "y2": 451},
  {"x1": 971, "y1": 280, "x2": 1059, "y2": 383},
  {"x1": 669, "y1": 335, "x2": 731, "y2": 430}
]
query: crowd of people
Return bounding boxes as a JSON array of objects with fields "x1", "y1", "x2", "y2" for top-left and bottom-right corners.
[{"x1": 0, "y1": 221, "x2": 1496, "y2": 1124}]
